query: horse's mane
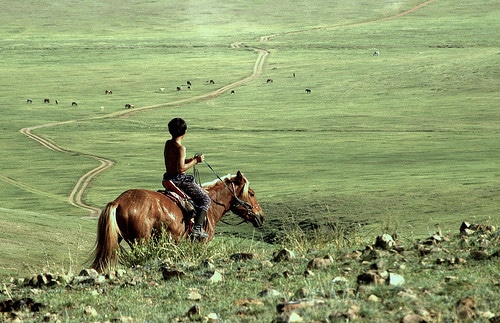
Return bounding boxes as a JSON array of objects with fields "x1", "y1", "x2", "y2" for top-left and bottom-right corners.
[{"x1": 202, "y1": 173, "x2": 250, "y2": 198}]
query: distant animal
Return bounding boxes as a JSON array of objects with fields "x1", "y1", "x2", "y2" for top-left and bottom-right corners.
[
  {"x1": 266, "y1": 78, "x2": 273, "y2": 83},
  {"x1": 27, "y1": 99, "x2": 33, "y2": 104},
  {"x1": 44, "y1": 98, "x2": 50, "y2": 103},
  {"x1": 305, "y1": 89, "x2": 311, "y2": 94},
  {"x1": 159, "y1": 87, "x2": 165, "y2": 92},
  {"x1": 55, "y1": 100, "x2": 59, "y2": 105},
  {"x1": 176, "y1": 86, "x2": 182, "y2": 91},
  {"x1": 187, "y1": 81, "x2": 192, "y2": 86},
  {"x1": 373, "y1": 51, "x2": 380, "y2": 56},
  {"x1": 125, "y1": 103, "x2": 134, "y2": 109},
  {"x1": 89, "y1": 171, "x2": 264, "y2": 273},
  {"x1": 293, "y1": 72, "x2": 295, "y2": 77},
  {"x1": 209, "y1": 79, "x2": 215, "y2": 84},
  {"x1": 231, "y1": 90, "x2": 235, "y2": 94},
  {"x1": 105, "y1": 90, "x2": 113, "y2": 94},
  {"x1": 72, "y1": 101, "x2": 78, "y2": 106}
]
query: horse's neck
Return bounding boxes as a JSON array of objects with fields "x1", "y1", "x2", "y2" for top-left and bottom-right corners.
[{"x1": 206, "y1": 183, "x2": 232, "y2": 224}]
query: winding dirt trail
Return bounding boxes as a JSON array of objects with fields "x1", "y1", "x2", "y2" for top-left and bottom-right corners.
[{"x1": 13, "y1": 0, "x2": 435, "y2": 216}]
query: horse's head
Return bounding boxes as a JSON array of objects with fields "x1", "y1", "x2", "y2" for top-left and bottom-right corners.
[{"x1": 228, "y1": 171, "x2": 264, "y2": 228}]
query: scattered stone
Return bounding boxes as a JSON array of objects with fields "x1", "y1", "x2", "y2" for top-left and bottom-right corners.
[
  {"x1": 357, "y1": 270, "x2": 385, "y2": 285},
  {"x1": 368, "y1": 294, "x2": 380, "y2": 302},
  {"x1": 455, "y1": 297, "x2": 476, "y2": 322},
  {"x1": 280, "y1": 312, "x2": 304, "y2": 322},
  {"x1": 306, "y1": 255, "x2": 333, "y2": 269},
  {"x1": 276, "y1": 299, "x2": 326, "y2": 313},
  {"x1": 230, "y1": 252, "x2": 255, "y2": 261},
  {"x1": 331, "y1": 276, "x2": 349, "y2": 285},
  {"x1": 206, "y1": 312, "x2": 218, "y2": 322},
  {"x1": 470, "y1": 250, "x2": 489, "y2": 260},
  {"x1": 206, "y1": 270, "x2": 223, "y2": 283},
  {"x1": 161, "y1": 266, "x2": 185, "y2": 280},
  {"x1": 330, "y1": 304, "x2": 360, "y2": 320},
  {"x1": 375, "y1": 234, "x2": 395, "y2": 250},
  {"x1": 258, "y1": 289, "x2": 281, "y2": 298},
  {"x1": 187, "y1": 289, "x2": 202, "y2": 301},
  {"x1": 388, "y1": 273, "x2": 405, "y2": 286},
  {"x1": 186, "y1": 304, "x2": 200, "y2": 318},
  {"x1": 84, "y1": 305, "x2": 98, "y2": 317},
  {"x1": 79, "y1": 269, "x2": 99, "y2": 278},
  {"x1": 233, "y1": 298, "x2": 264, "y2": 306},
  {"x1": 273, "y1": 248, "x2": 295, "y2": 262},
  {"x1": 400, "y1": 313, "x2": 431, "y2": 323}
]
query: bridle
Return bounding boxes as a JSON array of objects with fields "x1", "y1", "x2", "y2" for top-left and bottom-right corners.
[{"x1": 196, "y1": 160, "x2": 262, "y2": 227}]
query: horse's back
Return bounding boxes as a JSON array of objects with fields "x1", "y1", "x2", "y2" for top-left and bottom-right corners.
[{"x1": 113, "y1": 189, "x2": 185, "y2": 241}]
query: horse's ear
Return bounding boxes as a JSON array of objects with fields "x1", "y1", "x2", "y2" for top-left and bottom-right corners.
[{"x1": 236, "y1": 170, "x2": 244, "y2": 183}]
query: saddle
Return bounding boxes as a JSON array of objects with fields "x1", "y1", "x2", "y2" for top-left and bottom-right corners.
[{"x1": 158, "y1": 180, "x2": 196, "y2": 216}]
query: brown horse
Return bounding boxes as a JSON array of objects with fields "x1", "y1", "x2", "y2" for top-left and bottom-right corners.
[{"x1": 90, "y1": 171, "x2": 264, "y2": 272}]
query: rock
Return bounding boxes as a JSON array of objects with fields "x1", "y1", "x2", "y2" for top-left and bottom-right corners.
[
  {"x1": 400, "y1": 314, "x2": 430, "y2": 323},
  {"x1": 258, "y1": 289, "x2": 281, "y2": 298},
  {"x1": 276, "y1": 299, "x2": 326, "y2": 313},
  {"x1": 306, "y1": 255, "x2": 333, "y2": 269},
  {"x1": 388, "y1": 273, "x2": 405, "y2": 286},
  {"x1": 375, "y1": 234, "x2": 395, "y2": 250},
  {"x1": 368, "y1": 294, "x2": 380, "y2": 302},
  {"x1": 455, "y1": 297, "x2": 476, "y2": 322},
  {"x1": 186, "y1": 304, "x2": 200, "y2": 318},
  {"x1": 84, "y1": 305, "x2": 98, "y2": 317},
  {"x1": 273, "y1": 248, "x2": 295, "y2": 262},
  {"x1": 79, "y1": 269, "x2": 99, "y2": 278},
  {"x1": 187, "y1": 289, "x2": 202, "y2": 300},
  {"x1": 230, "y1": 252, "x2": 255, "y2": 261},
  {"x1": 207, "y1": 270, "x2": 223, "y2": 283},
  {"x1": 331, "y1": 276, "x2": 349, "y2": 285},
  {"x1": 357, "y1": 270, "x2": 385, "y2": 285},
  {"x1": 470, "y1": 250, "x2": 489, "y2": 260},
  {"x1": 161, "y1": 267, "x2": 185, "y2": 280}
]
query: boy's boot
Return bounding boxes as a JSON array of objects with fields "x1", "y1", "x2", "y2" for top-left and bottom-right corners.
[{"x1": 193, "y1": 210, "x2": 209, "y2": 239}]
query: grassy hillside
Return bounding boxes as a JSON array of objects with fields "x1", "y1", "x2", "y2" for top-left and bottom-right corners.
[{"x1": 0, "y1": 0, "x2": 498, "y2": 283}]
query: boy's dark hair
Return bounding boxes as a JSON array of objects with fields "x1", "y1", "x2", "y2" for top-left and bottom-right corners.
[{"x1": 168, "y1": 118, "x2": 187, "y2": 138}]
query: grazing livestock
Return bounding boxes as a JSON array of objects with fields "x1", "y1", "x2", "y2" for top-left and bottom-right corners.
[
  {"x1": 176, "y1": 86, "x2": 182, "y2": 91},
  {"x1": 305, "y1": 89, "x2": 311, "y2": 94},
  {"x1": 293, "y1": 72, "x2": 295, "y2": 77},
  {"x1": 125, "y1": 103, "x2": 134, "y2": 109},
  {"x1": 105, "y1": 90, "x2": 113, "y2": 94},
  {"x1": 72, "y1": 101, "x2": 78, "y2": 106},
  {"x1": 231, "y1": 90, "x2": 235, "y2": 94},
  {"x1": 159, "y1": 87, "x2": 165, "y2": 92},
  {"x1": 55, "y1": 100, "x2": 59, "y2": 105},
  {"x1": 209, "y1": 79, "x2": 215, "y2": 84},
  {"x1": 27, "y1": 99, "x2": 33, "y2": 104},
  {"x1": 187, "y1": 81, "x2": 192, "y2": 86},
  {"x1": 44, "y1": 98, "x2": 50, "y2": 103},
  {"x1": 373, "y1": 51, "x2": 380, "y2": 56},
  {"x1": 266, "y1": 78, "x2": 273, "y2": 83}
]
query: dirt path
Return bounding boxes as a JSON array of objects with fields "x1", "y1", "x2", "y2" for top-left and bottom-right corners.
[{"x1": 13, "y1": 0, "x2": 434, "y2": 216}]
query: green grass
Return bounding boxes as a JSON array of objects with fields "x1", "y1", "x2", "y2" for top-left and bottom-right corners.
[{"x1": 0, "y1": 0, "x2": 498, "y2": 307}]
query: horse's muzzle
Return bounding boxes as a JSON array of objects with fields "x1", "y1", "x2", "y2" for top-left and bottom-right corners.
[{"x1": 251, "y1": 212, "x2": 264, "y2": 228}]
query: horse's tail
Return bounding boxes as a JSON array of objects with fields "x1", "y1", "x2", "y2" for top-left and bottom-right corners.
[{"x1": 90, "y1": 202, "x2": 122, "y2": 273}]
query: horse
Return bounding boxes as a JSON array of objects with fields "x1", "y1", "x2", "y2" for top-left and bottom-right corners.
[
  {"x1": 44, "y1": 98, "x2": 50, "y2": 103},
  {"x1": 105, "y1": 90, "x2": 113, "y2": 94},
  {"x1": 72, "y1": 101, "x2": 78, "y2": 106},
  {"x1": 90, "y1": 171, "x2": 264, "y2": 273},
  {"x1": 373, "y1": 51, "x2": 380, "y2": 56},
  {"x1": 305, "y1": 88, "x2": 311, "y2": 94},
  {"x1": 125, "y1": 103, "x2": 134, "y2": 109}
]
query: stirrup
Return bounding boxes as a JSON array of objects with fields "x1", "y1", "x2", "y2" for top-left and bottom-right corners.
[{"x1": 192, "y1": 226, "x2": 209, "y2": 239}]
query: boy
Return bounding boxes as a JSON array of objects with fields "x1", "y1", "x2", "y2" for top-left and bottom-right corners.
[{"x1": 163, "y1": 118, "x2": 210, "y2": 239}]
